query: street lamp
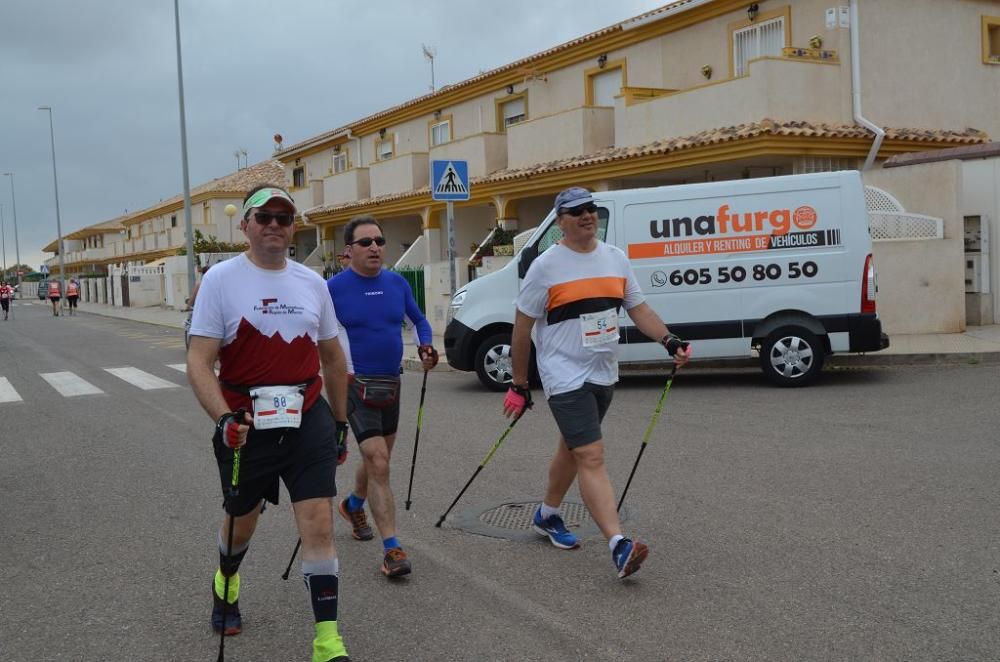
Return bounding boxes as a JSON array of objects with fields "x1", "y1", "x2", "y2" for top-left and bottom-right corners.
[
  {"x1": 173, "y1": 0, "x2": 196, "y2": 296},
  {"x1": 1, "y1": 204, "x2": 7, "y2": 278},
  {"x1": 38, "y1": 106, "x2": 67, "y2": 306},
  {"x1": 2, "y1": 173, "x2": 23, "y2": 297},
  {"x1": 224, "y1": 203, "x2": 237, "y2": 244}
]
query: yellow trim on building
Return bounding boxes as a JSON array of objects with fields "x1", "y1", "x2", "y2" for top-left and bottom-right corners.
[
  {"x1": 727, "y1": 5, "x2": 792, "y2": 79},
  {"x1": 983, "y1": 15, "x2": 1000, "y2": 64},
  {"x1": 428, "y1": 114, "x2": 454, "y2": 147},
  {"x1": 375, "y1": 133, "x2": 396, "y2": 161},
  {"x1": 495, "y1": 91, "x2": 528, "y2": 132},
  {"x1": 584, "y1": 57, "x2": 628, "y2": 106}
]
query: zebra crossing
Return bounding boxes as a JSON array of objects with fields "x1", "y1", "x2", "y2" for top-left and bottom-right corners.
[{"x1": 0, "y1": 364, "x2": 190, "y2": 404}]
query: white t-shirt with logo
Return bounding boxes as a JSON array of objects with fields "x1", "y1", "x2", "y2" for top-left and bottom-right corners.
[
  {"x1": 516, "y1": 241, "x2": 644, "y2": 398},
  {"x1": 189, "y1": 253, "x2": 339, "y2": 412}
]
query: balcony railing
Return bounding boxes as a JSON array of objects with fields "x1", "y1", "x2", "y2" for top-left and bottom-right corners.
[
  {"x1": 369, "y1": 153, "x2": 429, "y2": 199},
  {"x1": 429, "y1": 133, "x2": 508, "y2": 179},
  {"x1": 506, "y1": 107, "x2": 614, "y2": 170},
  {"x1": 615, "y1": 56, "x2": 845, "y2": 148}
]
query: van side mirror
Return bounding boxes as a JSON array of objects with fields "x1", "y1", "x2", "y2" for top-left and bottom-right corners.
[{"x1": 518, "y1": 244, "x2": 538, "y2": 279}]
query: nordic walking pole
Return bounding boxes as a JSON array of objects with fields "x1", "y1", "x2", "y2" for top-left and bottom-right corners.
[
  {"x1": 280, "y1": 538, "x2": 301, "y2": 581},
  {"x1": 217, "y1": 408, "x2": 246, "y2": 662},
  {"x1": 404, "y1": 369, "x2": 429, "y2": 510},
  {"x1": 436, "y1": 408, "x2": 527, "y2": 527},
  {"x1": 617, "y1": 360, "x2": 683, "y2": 513}
]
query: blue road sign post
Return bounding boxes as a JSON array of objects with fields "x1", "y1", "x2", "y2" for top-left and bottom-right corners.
[{"x1": 431, "y1": 160, "x2": 470, "y2": 296}]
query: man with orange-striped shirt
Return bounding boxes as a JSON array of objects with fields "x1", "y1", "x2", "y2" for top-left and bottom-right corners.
[{"x1": 503, "y1": 186, "x2": 691, "y2": 580}]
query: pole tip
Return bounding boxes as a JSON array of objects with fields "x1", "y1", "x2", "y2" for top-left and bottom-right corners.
[
  {"x1": 405, "y1": 502, "x2": 412, "y2": 510},
  {"x1": 434, "y1": 517, "x2": 444, "y2": 528}
]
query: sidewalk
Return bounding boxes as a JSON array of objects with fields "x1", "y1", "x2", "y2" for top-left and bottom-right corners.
[{"x1": 77, "y1": 302, "x2": 1000, "y2": 370}]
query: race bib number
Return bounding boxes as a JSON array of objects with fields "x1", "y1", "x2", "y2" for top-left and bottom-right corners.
[
  {"x1": 580, "y1": 308, "x2": 619, "y2": 347},
  {"x1": 250, "y1": 385, "x2": 305, "y2": 430}
]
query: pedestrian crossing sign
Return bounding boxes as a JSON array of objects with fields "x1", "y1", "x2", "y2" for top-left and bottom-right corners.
[{"x1": 431, "y1": 160, "x2": 470, "y2": 201}]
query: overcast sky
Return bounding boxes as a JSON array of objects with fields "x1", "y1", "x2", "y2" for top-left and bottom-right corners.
[{"x1": 0, "y1": 0, "x2": 658, "y2": 271}]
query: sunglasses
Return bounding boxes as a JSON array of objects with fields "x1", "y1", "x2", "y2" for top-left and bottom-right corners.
[
  {"x1": 349, "y1": 236, "x2": 386, "y2": 248},
  {"x1": 561, "y1": 203, "x2": 598, "y2": 217},
  {"x1": 251, "y1": 211, "x2": 295, "y2": 227}
]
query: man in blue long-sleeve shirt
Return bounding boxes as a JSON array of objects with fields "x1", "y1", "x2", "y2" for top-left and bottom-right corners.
[{"x1": 327, "y1": 215, "x2": 437, "y2": 578}]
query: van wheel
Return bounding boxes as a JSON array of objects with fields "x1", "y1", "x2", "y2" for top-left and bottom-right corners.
[
  {"x1": 760, "y1": 327, "x2": 825, "y2": 387},
  {"x1": 475, "y1": 332, "x2": 514, "y2": 391}
]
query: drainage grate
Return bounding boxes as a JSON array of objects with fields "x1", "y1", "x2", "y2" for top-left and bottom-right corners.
[
  {"x1": 449, "y1": 498, "x2": 628, "y2": 542},
  {"x1": 480, "y1": 501, "x2": 592, "y2": 530}
]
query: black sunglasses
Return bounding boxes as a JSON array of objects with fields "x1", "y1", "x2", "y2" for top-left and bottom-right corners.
[
  {"x1": 349, "y1": 236, "x2": 386, "y2": 248},
  {"x1": 560, "y1": 204, "x2": 598, "y2": 217},
  {"x1": 251, "y1": 211, "x2": 295, "y2": 227}
]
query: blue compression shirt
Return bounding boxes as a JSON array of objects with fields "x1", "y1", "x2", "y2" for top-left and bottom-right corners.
[{"x1": 327, "y1": 268, "x2": 433, "y2": 375}]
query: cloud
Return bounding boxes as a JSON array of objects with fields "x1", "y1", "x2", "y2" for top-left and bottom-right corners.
[{"x1": 0, "y1": 0, "x2": 654, "y2": 269}]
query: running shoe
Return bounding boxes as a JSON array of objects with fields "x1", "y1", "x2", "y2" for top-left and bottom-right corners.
[
  {"x1": 381, "y1": 547, "x2": 412, "y2": 578},
  {"x1": 612, "y1": 537, "x2": 649, "y2": 579},
  {"x1": 531, "y1": 509, "x2": 580, "y2": 549},
  {"x1": 338, "y1": 498, "x2": 374, "y2": 541},
  {"x1": 211, "y1": 585, "x2": 242, "y2": 635}
]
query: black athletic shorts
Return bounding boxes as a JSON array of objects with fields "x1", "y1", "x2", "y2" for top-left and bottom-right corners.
[
  {"x1": 49, "y1": 296, "x2": 60, "y2": 303},
  {"x1": 0, "y1": 299, "x2": 8, "y2": 312},
  {"x1": 213, "y1": 398, "x2": 338, "y2": 516},
  {"x1": 547, "y1": 382, "x2": 615, "y2": 448},
  {"x1": 67, "y1": 296, "x2": 78, "y2": 307},
  {"x1": 346, "y1": 374, "x2": 401, "y2": 443}
]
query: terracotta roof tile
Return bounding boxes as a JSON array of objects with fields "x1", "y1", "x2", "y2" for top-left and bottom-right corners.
[
  {"x1": 121, "y1": 160, "x2": 285, "y2": 226},
  {"x1": 308, "y1": 120, "x2": 989, "y2": 215}
]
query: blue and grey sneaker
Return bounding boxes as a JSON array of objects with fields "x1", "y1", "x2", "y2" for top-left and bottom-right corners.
[
  {"x1": 211, "y1": 584, "x2": 242, "y2": 635},
  {"x1": 531, "y1": 508, "x2": 579, "y2": 549},
  {"x1": 612, "y1": 537, "x2": 649, "y2": 579}
]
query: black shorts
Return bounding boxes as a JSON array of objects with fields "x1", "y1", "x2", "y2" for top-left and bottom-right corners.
[
  {"x1": 213, "y1": 399, "x2": 338, "y2": 516},
  {"x1": 0, "y1": 299, "x2": 8, "y2": 312},
  {"x1": 67, "y1": 296, "x2": 78, "y2": 307},
  {"x1": 547, "y1": 382, "x2": 615, "y2": 448},
  {"x1": 49, "y1": 296, "x2": 60, "y2": 303},
  {"x1": 346, "y1": 375, "x2": 401, "y2": 443}
]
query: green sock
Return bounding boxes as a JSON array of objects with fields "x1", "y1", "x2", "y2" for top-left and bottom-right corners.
[
  {"x1": 312, "y1": 621, "x2": 348, "y2": 662},
  {"x1": 213, "y1": 568, "x2": 240, "y2": 604}
]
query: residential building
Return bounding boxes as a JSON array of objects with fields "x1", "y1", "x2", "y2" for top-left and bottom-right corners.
[{"x1": 272, "y1": 0, "x2": 997, "y2": 334}]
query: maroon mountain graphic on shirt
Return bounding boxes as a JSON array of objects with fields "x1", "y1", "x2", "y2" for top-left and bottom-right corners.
[{"x1": 219, "y1": 318, "x2": 322, "y2": 412}]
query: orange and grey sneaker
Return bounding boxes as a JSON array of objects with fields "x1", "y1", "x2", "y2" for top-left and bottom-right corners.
[
  {"x1": 381, "y1": 547, "x2": 412, "y2": 578},
  {"x1": 338, "y1": 498, "x2": 373, "y2": 541}
]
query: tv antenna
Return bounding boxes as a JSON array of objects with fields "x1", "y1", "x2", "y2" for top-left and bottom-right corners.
[{"x1": 422, "y1": 44, "x2": 436, "y2": 92}]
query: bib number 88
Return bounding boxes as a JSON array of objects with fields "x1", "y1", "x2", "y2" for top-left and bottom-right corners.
[{"x1": 273, "y1": 396, "x2": 287, "y2": 408}]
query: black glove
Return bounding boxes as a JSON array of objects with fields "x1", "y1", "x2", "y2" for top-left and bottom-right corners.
[
  {"x1": 418, "y1": 345, "x2": 439, "y2": 370},
  {"x1": 659, "y1": 333, "x2": 689, "y2": 357},
  {"x1": 335, "y1": 421, "x2": 349, "y2": 465}
]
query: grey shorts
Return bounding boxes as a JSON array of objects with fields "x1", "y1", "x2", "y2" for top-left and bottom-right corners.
[
  {"x1": 347, "y1": 375, "x2": 401, "y2": 443},
  {"x1": 547, "y1": 382, "x2": 615, "y2": 448}
]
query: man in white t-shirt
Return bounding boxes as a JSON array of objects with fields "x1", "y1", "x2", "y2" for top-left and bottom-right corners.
[
  {"x1": 187, "y1": 184, "x2": 351, "y2": 661},
  {"x1": 503, "y1": 186, "x2": 691, "y2": 580}
]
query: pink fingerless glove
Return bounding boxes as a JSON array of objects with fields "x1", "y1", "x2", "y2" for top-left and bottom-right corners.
[{"x1": 504, "y1": 384, "x2": 533, "y2": 416}]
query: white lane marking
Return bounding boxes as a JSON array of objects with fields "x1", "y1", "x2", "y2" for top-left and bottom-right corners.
[
  {"x1": 0, "y1": 377, "x2": 23, "y2": 403},
  {"x1": 104, "y1": 367, "x2": 180, "y2": 390},
  {"x1": 166, "y1": 363, "x2": 187, "y2": 373},
  {"x1": 40, "y1": 371, "x2": 105, "y2": 397}
]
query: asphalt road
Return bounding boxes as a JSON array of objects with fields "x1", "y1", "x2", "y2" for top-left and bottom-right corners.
[{"x1": 2, "y1": 300, "x2": 999, "y2": 661}]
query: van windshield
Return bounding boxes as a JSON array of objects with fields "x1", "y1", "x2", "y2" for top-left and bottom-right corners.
[{"x1": 536, "y1": 207, "x2": 609, "y2": 254}]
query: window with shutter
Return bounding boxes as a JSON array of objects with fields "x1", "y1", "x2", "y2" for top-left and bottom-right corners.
[{"x1": 733, "y1": 15, "x2": 786, "y2": 76}]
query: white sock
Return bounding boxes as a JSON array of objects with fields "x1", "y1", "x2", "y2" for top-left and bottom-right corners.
[
  {"x1": 539, "y1": 503, "x2": 560, "y2": 520},
  {"x1": 609, "y1": 534, "x2": 624, "y2": 552}
]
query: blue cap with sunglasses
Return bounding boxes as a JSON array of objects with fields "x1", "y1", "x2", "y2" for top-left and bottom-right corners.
[{"x1": 554, "y1": 187, "x2": 595, "y2": 214}]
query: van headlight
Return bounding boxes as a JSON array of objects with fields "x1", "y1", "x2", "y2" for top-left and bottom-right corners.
[{"x1": 447, "y1": 290, "x2": 467, "y2": 323}]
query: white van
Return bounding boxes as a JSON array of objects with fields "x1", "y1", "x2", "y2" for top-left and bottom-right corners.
[{"x1": 445, "y1": 171, "x2": 889, "y2": 389}]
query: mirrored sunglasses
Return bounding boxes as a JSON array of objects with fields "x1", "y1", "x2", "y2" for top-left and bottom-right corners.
[{"x1": 252, "y1": 211, "x2": 295, "y2": 227}]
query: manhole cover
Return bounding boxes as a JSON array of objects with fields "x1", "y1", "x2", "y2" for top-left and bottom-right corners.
[
  {"x1": 479, "y1": 501, "x2": 592, "y2": 530},
  {"x1": 449, "y1": 498, "x2": 628, "y2": 543}
]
